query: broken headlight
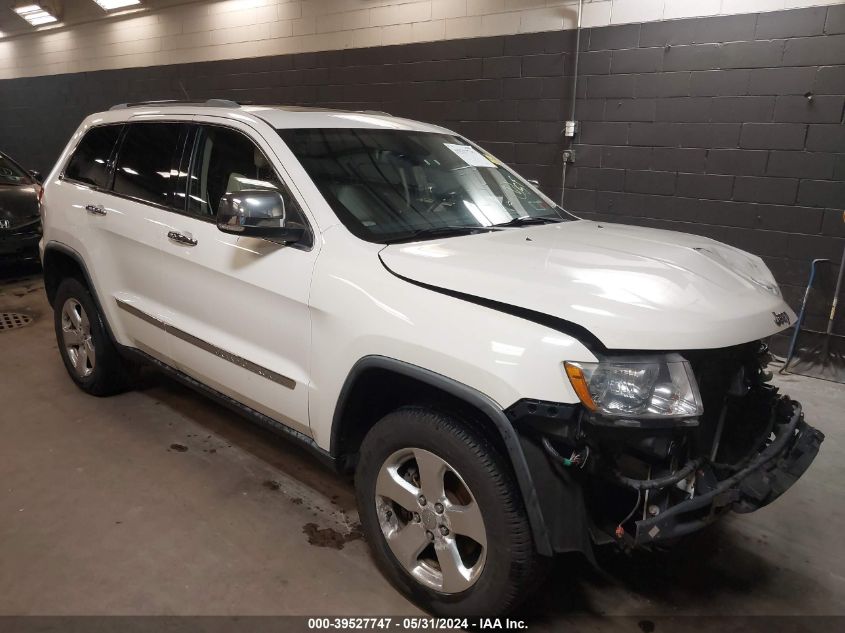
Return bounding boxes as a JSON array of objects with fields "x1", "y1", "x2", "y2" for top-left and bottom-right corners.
[{"x1": 564, "y1": 355, "x2": 703, "y2": 419}]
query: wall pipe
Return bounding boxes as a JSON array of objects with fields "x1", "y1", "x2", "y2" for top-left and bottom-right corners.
[
  {"x1": 570, "y1": 0, "x2": 583, "y2": 124},
  {"x1": 560, "y1": 0, "x2": 583, "y2": 206}
]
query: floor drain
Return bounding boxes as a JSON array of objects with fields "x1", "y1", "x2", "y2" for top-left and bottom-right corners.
[{"x1": 0, "y1": 312, "x2": 32, "y2": 331}]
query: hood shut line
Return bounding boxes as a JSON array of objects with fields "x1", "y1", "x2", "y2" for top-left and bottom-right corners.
[{"x1": 378, "y1": 254, "x2": 607, "y2": 353}]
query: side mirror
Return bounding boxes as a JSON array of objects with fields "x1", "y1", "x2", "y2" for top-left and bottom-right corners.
[
  {"x1": 216, "y1": 189, "x2": 304, "y2": 243},
  {"x1": 28, "y1": 170, "x2": 42, "y2": 183}
]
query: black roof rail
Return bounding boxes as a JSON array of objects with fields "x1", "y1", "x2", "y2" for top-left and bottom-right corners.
[{"x1": 109, "y1": 99, "x2": 241, "y2": 110}]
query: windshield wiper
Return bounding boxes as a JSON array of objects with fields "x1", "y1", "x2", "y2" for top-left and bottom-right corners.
[
  {"x1": 383, "y1": 225, "x2": 493, "y2": 244},
  {"x1": 493, "y1": 215, "x2": 563, "y2": 228}
]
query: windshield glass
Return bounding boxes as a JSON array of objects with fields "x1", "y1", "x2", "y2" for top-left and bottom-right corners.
[
  {"x1": 0, "y1": 154, "x2": 31, "y2": 186},
  {"x1": 278, "y1": 128, "x2": 574, "y2": 243}
]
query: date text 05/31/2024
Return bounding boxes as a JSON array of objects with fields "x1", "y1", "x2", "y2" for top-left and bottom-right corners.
[{"x1": 307, "y1": 618, "x2": 529, "y2": 630}]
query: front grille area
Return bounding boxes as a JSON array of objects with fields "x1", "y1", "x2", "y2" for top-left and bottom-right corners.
[
  {"x1": 1, "y1": 223, "x2": 40, "y2": 237},
  {"x1": 683, "y1": 341, "x2": 773, "y2": 466}
]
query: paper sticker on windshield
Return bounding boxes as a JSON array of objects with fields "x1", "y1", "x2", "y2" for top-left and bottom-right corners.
[{"x1": 444, "y1": 144, "x2": 496, "y2": 168}]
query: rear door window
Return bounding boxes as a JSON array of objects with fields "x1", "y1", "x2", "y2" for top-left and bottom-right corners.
[
  {"x1": 63, "y1": 125, "x2": 123, "y2": 189},
  {"x1": 113, "y1": 122, "x2": 185, "y2": 208}
]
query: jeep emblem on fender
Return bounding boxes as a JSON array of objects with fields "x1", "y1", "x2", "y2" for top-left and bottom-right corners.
[{"x1": 773, "y1": 311, "x2": 790, "y2": 327}]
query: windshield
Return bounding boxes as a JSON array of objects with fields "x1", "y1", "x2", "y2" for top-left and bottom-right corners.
[
  {"x1": 278, "y1": 128, "x2": 575, "y2": 243},
  {"x1": 0, "y1": 154, "x2": 31, "y2": 186}
]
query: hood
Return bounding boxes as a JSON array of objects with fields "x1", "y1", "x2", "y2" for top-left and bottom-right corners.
[
  {"x1": 0, "y1": 185, "x2": 40, "y2": 229},
  {"x1": 380, "y1": 220, "x2": 795, "y2": 351}
]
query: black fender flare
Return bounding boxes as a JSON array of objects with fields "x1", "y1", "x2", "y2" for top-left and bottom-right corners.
[
  {"x1": 330, "y1": 355, "x2": 554, "y2": 556},
  {"x1": 42, "y1": 241, "x2": 120, "y2": 345}
]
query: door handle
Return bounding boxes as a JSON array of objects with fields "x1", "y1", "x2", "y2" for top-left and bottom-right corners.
[
  {"x1": 85, "y1": 204, "x2": 106, "y2": 216},
  {"x1": 167, "y1": 230, "x2": 198, "y2": 246}
]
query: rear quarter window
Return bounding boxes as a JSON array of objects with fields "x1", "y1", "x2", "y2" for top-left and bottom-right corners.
[{"x1": 64, "y1": 125, "x2": 123, "y2": 189}]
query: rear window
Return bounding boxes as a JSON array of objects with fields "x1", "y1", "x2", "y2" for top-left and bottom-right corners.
[
  {"x1": 113, "y1": 123, "x2": 185, "y2": 208},
  {"x1": 64, "y1": 125, "x2": 123, "y2": 188}
]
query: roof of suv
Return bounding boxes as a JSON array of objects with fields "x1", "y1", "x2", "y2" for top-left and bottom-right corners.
[
  {"x1": 102, "y1": 100, "x2": 452, "y2": 135},
  {"x1": 248, "y1": 105, "x2": 451, "y2": 133}
]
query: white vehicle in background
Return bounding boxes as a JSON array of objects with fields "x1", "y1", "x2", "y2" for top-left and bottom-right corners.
[{"x1": 39, "y1": 100, "x2": 823, "y2": 616}]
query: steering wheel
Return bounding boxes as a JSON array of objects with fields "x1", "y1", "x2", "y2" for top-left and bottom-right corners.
[{"x1": 423, "y1": 190, "x2": 460, "y2": 215}]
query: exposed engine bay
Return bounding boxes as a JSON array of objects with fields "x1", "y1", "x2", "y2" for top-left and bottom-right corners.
[{"x1": 509, "y1": 341, "x2": 825, "y2": 552}]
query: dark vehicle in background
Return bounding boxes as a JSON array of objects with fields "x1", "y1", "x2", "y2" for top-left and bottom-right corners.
[{"x1": 0, "y1": 151, "x2": 42, "y2": 264}]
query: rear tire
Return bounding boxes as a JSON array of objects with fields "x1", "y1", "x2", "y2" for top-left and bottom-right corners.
[
  {"x1": 53, "y1": 277, "x2": 131, "y2": 396},
  {"x1": 355, "y1": 406, "x2": 547, "y2": 616}
]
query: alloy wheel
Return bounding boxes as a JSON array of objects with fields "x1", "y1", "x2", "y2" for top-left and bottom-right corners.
[
  {"x1": 61, "y1": 298, "x2": 95, "y2": 378},
  {"x1": 375, "y1": 448, "x2": 487, "y2": 594}
]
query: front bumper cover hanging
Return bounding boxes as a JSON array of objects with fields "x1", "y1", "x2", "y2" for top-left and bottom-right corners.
[{"x1": 633, "y1": 400, "x2": 824, "y2": 544}]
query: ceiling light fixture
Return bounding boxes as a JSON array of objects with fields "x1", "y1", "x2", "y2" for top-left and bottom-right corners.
[
  {"x1": 13, "y1": 3, "x2": 59, "y2": 26},
  {"x1": 93, "y1": 0, "x2": 141, "y2": 11}
]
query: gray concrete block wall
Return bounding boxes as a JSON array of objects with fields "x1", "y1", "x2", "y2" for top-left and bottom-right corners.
[
  {"x1": 0, "y1": 5, "x2": 842, "y2": 338},
  {"x1": 565, "y1": 5, "x2": 845, "y2": 336}
]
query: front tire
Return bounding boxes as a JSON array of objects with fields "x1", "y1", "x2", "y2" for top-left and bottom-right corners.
[
  {"x1": 53, "y1": 277, "x2": 131, "y2": 396},
  {"x1": 355, "y1": 406, "x2": 547, "y2": 616}
]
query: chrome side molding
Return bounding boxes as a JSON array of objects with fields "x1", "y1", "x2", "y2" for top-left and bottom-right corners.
[{"x1": 115, "y1": 298, "x2": 296, "y2": 390}]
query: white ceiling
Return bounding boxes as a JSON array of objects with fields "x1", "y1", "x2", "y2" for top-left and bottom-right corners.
[{"x1": 0, "y1": 0, "x2": 194, "y2": 38}]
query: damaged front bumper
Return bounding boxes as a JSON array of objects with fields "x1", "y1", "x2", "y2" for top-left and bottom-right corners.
[
  {"x1": 510, "y1": 385, "x2": 824, "y2": 557},
  {"x1": 632, "y1": 399, "x2": 824, "y2": 544}
]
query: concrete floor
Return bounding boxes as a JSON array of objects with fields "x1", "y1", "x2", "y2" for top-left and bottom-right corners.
[{"x1": 1, "y1": 265, "x2": 843, "y2": 625}]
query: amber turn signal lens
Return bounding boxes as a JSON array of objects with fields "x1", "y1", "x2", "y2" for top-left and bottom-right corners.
[{"x1": 564, "y1": 362, "x2": 597, "y2": 411}]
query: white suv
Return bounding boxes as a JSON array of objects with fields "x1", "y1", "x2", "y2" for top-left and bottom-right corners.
[{"x1": 40, "y1": 100, "x2": 823, "y2": 616}]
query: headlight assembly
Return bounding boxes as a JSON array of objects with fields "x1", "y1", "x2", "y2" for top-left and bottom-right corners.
[{"x1": 564, "y1": 355, "x2": 703, "y2": 420}]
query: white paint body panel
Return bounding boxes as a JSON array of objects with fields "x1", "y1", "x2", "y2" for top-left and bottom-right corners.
[
  {"x1": 380, "y1": 220, "x2": 795, "y2": 351},
  {"x1": 42, "y1": 106, "x2": 795, "y2": 452},
  {"x1": 305, "y1": 225, "x2": 593, "y2": 449},
  {"x1": 151, "y1": 114, "x2": 318, "y2": 435}
]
